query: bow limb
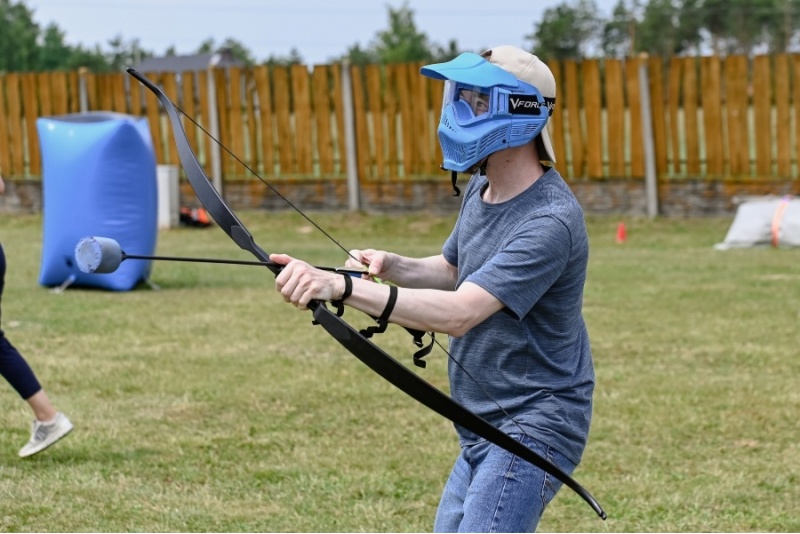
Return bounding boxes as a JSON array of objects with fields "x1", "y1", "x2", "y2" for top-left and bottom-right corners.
[
  {"x1": 311, "y1": 308, "x2": 607, "y2": 519},
  {"x1": 127, "y1": 68, "x2": 606, "y2": 520},
  {"x1": 128, "y1": 69, "x2": 274, "y2": 269}
]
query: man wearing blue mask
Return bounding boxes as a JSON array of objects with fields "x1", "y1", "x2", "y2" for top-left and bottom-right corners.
[{"x1": 271, "y1": 45, "x2": 595, "y2": 532}]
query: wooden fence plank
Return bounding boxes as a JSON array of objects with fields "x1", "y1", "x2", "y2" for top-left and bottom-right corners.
[
  {"x1": 365, "y1": 64, "x2": 386, "y2": 178},
  {"x1": 564, "y1": 60, "x2": 583, "y2": 178},
  {"x1": 735, "y1": 56, "x2": 752, "y2": 175},
  {"x1": 682, "y1": 57, "x2": 700, "y2": 175},
  {"x1": 21, "y1": 73, "x2": 40, "y2": 175},
  {"x1": 226, "y1": 67, "x2": 247, "y2": 174},
  {"x1": 397, "y1": 64, "x2": 417, "y2": 176},
  {"x1": 111, "y1": 73, "x2": 127, "y2": 113},
  {"x1": 162, "y1": 72, "x2": 180, "y2": 165},
  {"x1": 99, "y1": 74, "x2": 112, "y2": 110},
  {"x1": 700, "y1": 56, "x2": 724, "y2": 176},
  {"x1": 723, "y1": 56, "x2": 743, "y2": 175},
  {"x1": 179, "y1": 71, "x2": 199, "y2": 158},
  {"x1": 244, "y1": 69, "x2": 259, "y2": 172},
  {"x1": 626, "y1": 57, "x2": 644, "y2": 177},
  {"x1": 774, "y1": 55, "x2": 791, "y2": 177},
  {"x1": 648, "y1": 57, "x2": 668, "y2": 175},
  {"x1": 211, "y1": 69, "x2": 232, "y2": 173},
  {"x1": 605, "y1": 59, "x2": 625, "y2": 177},
  {"x1": 410, "y1": 62, "x2": 431, "y2": 175},
  {"x1": 401, "y1": 64, "x2": 417, "y2": 175},
  {"x1": 794, "y1": 56, "x2": 800, "y2": 181},
  {"x1": 67, "y1": 71, "x2": 80, "y2": 113},
  {"x1": 103, "y1": 74, "x2": 115, "y2": 110},
  {"x1": 582, "y1": 60, "x2": 603, "y2": 178},
  {"x1": 143, "y1": 72, "x2": 164, "y2": 164},
  {"x1": 197, "y1": 71, "x2": 212, "y2": 174},
  {"x1": 272, "y1": 66, "x2": 294, "y2": 174},
  {"x1": 384, "y1": 65, "x2": 399, "y2": 178},
  {"x1": 351, "y1": 65, "x2": 371, "y2": 180},
  {"x1": 752, "y1": 55, "x2": 772, "y2": 176},
  {"x1": 291, "y1": 64, "x2": 314, "y2": 175},
  {"x1": 0, "y1": 76, "x2": 13, "y2": 174},
  {"x1": 667, "y1": 57, "x2": 682, "y2": 174},
  {"x1": 129, "y1": 74, "x2": 142, "y2": 116},
  {"x1": 253, "y1": 66, "x2": 275, "y2": 175},
  {"x1": 428, "y1": 75, "x2": 444, "y2": 174},
  {"x1": 312, "y1": 65, "x2": 335, "y2": 175},
  {"x1": 83, "y1": 71, "x2": 97, "y2": 110},
  {"x1": 96, "y1": 73, "x2": 112, "y2": 111},
  {"x1": 549, "y1": 60, "x2": 566, "y2": 169},
  {"x1": 51, "y1": 72, "x2": 70, "y2": 116},
  {"x1": 725, "y1": 55, "x2": 749, "y2": 176},
  {"x1": 331, "y1": 65, "x2": 346, "y2": 174},
  {"x1": 5, "y1": 74, "x2": 25, "y2": 175},
  {"x1": 104, "y1": 74, "x2": 116, "y2": 112},
  {"x1": 37, "y1": 73, "x2": 52, "y2": 118}
]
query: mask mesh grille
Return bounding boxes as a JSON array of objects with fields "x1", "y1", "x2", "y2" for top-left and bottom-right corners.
[
  {"x1": 441, "y1": 136, "x2": 477, "y2": 163},
  {"x1": 441, "y1": 113, "x2": 455, "y2": 131},
  {"x1": 511, "y1": 123, "x2": 541, "y2": 138},
  {"x1": 478, "y1": 127, "x2": 508, "y2": 153}
]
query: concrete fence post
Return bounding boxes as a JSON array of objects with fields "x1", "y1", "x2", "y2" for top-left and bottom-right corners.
[
  {"x1": 638, "y1": 57, "x2": 660, "y2": 219},
  {"x1": 340, "y1": 60, "x2": 361, "y2": 212}
]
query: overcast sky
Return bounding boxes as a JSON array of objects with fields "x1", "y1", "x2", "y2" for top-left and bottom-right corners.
[{"x1": 26, "y1": 0, "x2": 617, "y2": 65}]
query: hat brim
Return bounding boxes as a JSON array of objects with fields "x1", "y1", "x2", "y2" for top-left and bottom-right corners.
[{"x1": 420, "y1": 53, "x2": 520, "y2": 88}]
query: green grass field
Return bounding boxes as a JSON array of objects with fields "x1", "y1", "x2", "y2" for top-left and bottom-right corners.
[{"x1": 0, "y1": 211, "x2": 798, "y2": 532}]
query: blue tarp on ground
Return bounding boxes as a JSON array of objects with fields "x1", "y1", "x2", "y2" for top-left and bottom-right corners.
[{"x1": 38, "y1": 112, "x2": 157, "y2": 291}]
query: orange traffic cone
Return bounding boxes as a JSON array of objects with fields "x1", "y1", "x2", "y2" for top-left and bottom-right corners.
[{"x1": 615, "y1": 222, "x2": 627, "y2": 244}]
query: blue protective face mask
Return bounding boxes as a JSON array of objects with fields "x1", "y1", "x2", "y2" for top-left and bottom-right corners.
[
  {"x1": 436, "y1": 80, "x2": 551, "y2": 173},
  {"x1": 421, "y1": 53, "x2": 554, "y2": 176}
]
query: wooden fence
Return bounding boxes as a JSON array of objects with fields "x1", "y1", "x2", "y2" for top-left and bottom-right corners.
[{"x1": 1, "y1": 54, "x2": 799, "y2": 183}]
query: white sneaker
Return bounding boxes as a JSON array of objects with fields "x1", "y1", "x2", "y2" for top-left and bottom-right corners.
[{"x1": 18, "y1": 412, "x2": 74, "y2": 458}]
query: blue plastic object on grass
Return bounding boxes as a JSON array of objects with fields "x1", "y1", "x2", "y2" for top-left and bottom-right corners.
[{"x1": 37, "y1": 112, "x2": 157, "y2": 291}]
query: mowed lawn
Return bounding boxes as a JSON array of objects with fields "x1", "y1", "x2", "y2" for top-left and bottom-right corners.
[{"x1": 0, "y1": 211, "x2": 798, "y2": 532}]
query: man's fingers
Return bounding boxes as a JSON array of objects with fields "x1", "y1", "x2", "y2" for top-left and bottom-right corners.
[
  {"x1": 347, "y1": 248, "x2": 385, "y2": 277},
  {"x1": 269, "y1": 252, "x2": 294, "y2": 265},
  {"x1": 345, "y1": 249, "x2": 367, "y2": 269},
  {"x1": 273, "y1": 255, "x2": 301, "y2": 295},
  {"x1": 275, "y1": 261, "x2": 338, "y2": 309}
]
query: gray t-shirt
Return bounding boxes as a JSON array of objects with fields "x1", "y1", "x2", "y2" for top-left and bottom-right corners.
[{"x1": 442, "y1": 168, "x2": 594, "y2": 464}]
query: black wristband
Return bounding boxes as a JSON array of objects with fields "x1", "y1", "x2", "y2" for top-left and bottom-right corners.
[
  {"x1": 330, "y1": 273, "x2": 353, "y2": 318},
  {"x1": 339, "y1": 273, "x2": 353, "y2": 302},
  {"x1": 378, "y1": 285, "x2": 398, "y2": 322},
  {"x1": 358, "y1": 285, "x2": 397, "y2": 339}
]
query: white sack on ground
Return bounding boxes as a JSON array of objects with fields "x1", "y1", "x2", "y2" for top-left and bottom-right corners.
[{"x1": 715, "y1": 196, "x2": 800, "y2": 250}]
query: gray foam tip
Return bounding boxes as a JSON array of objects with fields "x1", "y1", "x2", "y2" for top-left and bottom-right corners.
[{"x1": 74, "y1": 236, "x2": 123, "y2": 274}]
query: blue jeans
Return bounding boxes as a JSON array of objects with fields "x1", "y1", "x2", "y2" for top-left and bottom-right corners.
[{"x1": 434, "y1": 434, "x2": 577, "y2": 533}]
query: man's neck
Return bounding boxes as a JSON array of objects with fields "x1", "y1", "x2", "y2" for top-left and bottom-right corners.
[{"x1": 481, "y1": 145, "x2": 546, "y2": 204}]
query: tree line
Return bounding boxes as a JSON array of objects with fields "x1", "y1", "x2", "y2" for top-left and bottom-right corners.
[
  {"x1": 1, "y1": 0, "x2": 798, "y2": 74},
  {"x1": 548, "y1": 0, "x2": 800, "y2": 59}
]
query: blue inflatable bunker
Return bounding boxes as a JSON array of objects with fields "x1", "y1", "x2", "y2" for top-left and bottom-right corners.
[{"x1": 37, "y1": 112, "x2": 157, "y2": 291}]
